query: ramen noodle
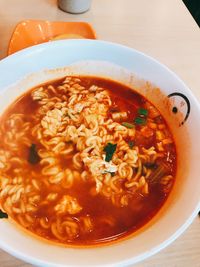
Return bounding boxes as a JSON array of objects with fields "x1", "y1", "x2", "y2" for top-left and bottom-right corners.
[{"x1": 0, "y1": 76, "x2": 176, "y2": 245}]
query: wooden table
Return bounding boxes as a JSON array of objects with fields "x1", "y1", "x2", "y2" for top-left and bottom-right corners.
[{"x1": 0, "y1": 0, "x2": 200, "y2": 266}]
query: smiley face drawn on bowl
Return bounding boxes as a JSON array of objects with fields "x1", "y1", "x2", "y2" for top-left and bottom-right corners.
[{"x1": 168, "y1": 92, "x2": 190, "y2": 126}]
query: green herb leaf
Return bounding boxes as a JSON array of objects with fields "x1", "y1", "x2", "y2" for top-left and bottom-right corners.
[
  {"x1": 138, "y1": 108, "x2": 148, "y2": 117},
  {"x1": 104, "y1": 143, "x2": 117, "y2": 162},
  {"x1": 121, "y1": 122, "x2": 135, "y2": 129},
  {"x1": 0, "y1": 210, "x2": 8, "y2": 219},
  {"x1": 128, "y1": 141, "x2": 135, "y2": 149},
  {"x1": 134, "y1": 117, "x2": 146, "y2": 125},
  {"x1": 28, "y1": 144, "x2": 40, "y2": 164}
]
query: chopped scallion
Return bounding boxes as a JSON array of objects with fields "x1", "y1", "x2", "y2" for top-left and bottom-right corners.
[
  {"x1": 121, "y1": 122, "x2": 135, "y2": 129},
  {"x1": 138, "y1": 108, "x2": 148, "y2": 117},
  {"x1": 104, "y1": 143, "x2": 117, "y2": 162},
  {"x1": 134, "y1": 117, "x2": 146, "y2": 125}
]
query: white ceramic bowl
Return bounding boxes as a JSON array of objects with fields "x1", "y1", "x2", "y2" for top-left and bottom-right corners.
[{"x1": 0, "y1": 40, "x2": 200, "y2": 266}]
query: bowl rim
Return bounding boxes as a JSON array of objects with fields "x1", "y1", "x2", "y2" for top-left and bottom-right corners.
[{"x1": 0, "y1": 39, "x2": 200, "y2": 266}]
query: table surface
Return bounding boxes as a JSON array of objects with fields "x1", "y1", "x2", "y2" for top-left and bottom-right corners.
[{"x1": 0, "y1": 0, "x2": 200, "y2": 266}]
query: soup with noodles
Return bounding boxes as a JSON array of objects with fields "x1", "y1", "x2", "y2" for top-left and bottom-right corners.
[{"x1": 0, "y1": 76, "x2": 176, "y2": 245}]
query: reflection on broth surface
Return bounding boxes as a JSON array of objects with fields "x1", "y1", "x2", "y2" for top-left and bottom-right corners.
[{"x1": 0, "y1": 76, "x2": 176, "y2": 245}]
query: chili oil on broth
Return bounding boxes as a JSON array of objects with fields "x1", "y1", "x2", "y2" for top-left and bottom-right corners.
[{"x1": 0, "y1": 76, "x2": 176, "y2": 245}]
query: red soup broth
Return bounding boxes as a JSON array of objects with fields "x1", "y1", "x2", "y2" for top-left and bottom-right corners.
[{"x1": 0, "y1": 76, "x2": 176, "y2": 245}]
